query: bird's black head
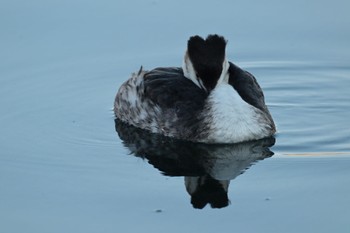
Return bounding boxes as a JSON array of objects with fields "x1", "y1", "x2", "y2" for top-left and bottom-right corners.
[{"x1": 186, "y1": 34, "x2": 227, "y2": 92}]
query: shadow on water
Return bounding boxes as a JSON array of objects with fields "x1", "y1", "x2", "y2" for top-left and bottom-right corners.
[{"x1": 115, "y1": 119, "x2": 275, "y2": 209}]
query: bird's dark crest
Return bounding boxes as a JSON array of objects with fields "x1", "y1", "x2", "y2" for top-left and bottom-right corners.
[{"x1": 187, "y1": 34, "x2": 227, "y2": 92}]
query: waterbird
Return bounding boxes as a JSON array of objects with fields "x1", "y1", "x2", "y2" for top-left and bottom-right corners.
[{"x1": 114, "y1": 34, "x2": 275, "y2": 143}]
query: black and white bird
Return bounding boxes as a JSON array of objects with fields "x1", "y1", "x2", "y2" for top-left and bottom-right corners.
[{"x1": 114, "y1": 34, "x2": 276, "y2": 144}]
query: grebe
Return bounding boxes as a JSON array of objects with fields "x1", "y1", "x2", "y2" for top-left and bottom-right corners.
[{"x1": 114, "y1": 34, "x2": 276, "y2": 144}]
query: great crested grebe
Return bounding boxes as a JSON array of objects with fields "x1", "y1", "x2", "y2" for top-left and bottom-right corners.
[{"x1": 114, "y1": 34, "x2": 275, "y2": 144}]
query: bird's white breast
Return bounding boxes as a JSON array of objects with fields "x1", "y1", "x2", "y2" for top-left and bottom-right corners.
[{"x1": 204, "y1": 83, "x2": 270, "y2": 143}]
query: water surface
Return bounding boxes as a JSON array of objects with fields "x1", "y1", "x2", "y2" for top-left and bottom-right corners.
[{"x1": 1, "y1": 0, "x2": 350, "y2": 232}]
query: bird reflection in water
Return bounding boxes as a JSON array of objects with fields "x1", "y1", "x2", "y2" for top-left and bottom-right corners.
[{"x1": 115, "y1": 119, "x2": 275, "y2": 209}]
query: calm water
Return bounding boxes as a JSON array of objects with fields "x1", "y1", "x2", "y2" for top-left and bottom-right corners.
[{"x1": 1, "y1": 0, "x2": 350, "y2": 232}]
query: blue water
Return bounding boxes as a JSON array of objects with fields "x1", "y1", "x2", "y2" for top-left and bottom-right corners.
[{"x1": 1, "y1": 0, "x2": 350, "y2": 232}]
